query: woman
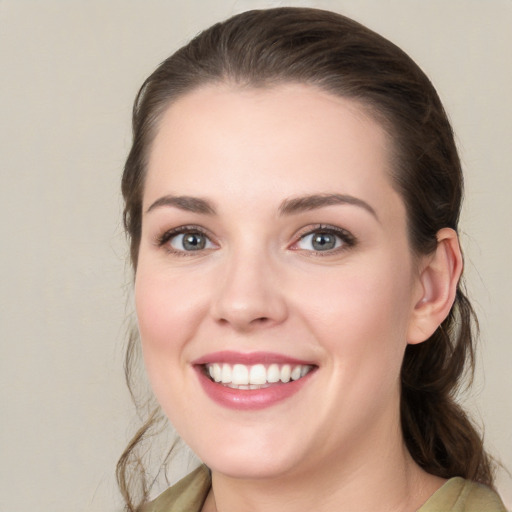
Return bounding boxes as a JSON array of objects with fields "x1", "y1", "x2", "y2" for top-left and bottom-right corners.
[{"x1": 118, "y1": 7, "x2": 506, "y2": 512}]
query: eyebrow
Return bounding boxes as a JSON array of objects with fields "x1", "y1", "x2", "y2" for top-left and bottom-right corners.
[
  {"x1": 278, "y1": 193, "x2": 378, "y2": 220},
  {"x1": 145, "y1": 192, "x2": 378, "y2": 220},
  {"x1": 146, "y1": 195, "x2": 216, "y2": 215}
]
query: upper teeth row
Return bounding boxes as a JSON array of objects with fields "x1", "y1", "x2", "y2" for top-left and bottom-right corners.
[{"x1": 207, "y1": 363, "x2": 312, "y2": 386}]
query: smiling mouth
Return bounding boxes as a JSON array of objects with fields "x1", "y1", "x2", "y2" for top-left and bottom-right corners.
[{"x1": 202, "y1": 363, "x2": 315, "y2": 390}]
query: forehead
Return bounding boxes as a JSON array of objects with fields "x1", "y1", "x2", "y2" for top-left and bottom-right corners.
[{"x1": 145, "y1": 83, "x2": 401, "y2": 219}]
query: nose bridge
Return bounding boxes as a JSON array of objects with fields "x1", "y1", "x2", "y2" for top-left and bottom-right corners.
[{"x1": 211, "y1": 237, "x2": 287, "y2": 330}]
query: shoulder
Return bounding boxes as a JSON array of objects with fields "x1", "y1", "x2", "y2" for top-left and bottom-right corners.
[
  {"x1": 419, "y1": 477, "x2": 507, "y2": 512},
  {"x1": 141, "y1": 465, "x2": 211, "y2": 512}
]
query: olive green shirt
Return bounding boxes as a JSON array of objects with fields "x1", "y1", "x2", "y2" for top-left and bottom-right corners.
[{"x1": 143, "y1": 465, "x2": 507, "y2": 512}]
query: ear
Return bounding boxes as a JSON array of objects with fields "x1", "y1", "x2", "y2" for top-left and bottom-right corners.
[{"x1": 407, "y1": 228, "x2": 463, "y2": 345}]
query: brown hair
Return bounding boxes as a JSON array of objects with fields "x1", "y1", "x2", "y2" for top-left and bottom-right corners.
[{"x1": 119, "y1": 7, "x2": 495, "y2": 511}]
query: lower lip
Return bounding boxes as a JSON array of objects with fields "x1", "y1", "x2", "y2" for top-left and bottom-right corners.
[{"x1": 195, "y1": 367, "x2": 315, "y2": 410}]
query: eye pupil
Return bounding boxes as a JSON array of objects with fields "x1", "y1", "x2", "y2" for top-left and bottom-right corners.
[
  {"x1": 183, "y1": 233, "x2": 206, "y2": 250},
  {"x1": 312, "y1": 233, "x2": 336, "y2": 251}
]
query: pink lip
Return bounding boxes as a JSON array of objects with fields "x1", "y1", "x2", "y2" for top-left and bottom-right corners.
[
  {"x1": 192, "y1": 351, "x2": 317, "y2": 411},
  {"x1": 191, "y1": 350, "x2": 313, "y2": 366}
]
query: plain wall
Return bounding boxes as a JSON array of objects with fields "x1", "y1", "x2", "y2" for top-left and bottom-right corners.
[{"x1": 0, "y1": 1, "x2": 510, "y2": 510}]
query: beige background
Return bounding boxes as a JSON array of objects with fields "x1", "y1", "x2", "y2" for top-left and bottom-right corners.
[{"x1": 0, "y1": 0, "x2": 510, "y2": 510}]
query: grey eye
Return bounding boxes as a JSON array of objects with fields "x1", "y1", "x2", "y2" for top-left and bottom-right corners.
[
  {"x1": 297, "y1": 232, "x2": 342, "y2": 251},
  {"x1": 170, "y1": 232, "x2": 211, "y2": 251}
]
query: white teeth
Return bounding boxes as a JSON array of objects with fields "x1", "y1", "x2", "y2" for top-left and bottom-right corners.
[
  {"x1": 212, "y1": 363, "x2": 222, "y2": 382},
  {"x1": 206, "y1": 362, "x2": 313, "y2": 386},
  {"x1": 221, "y1": 363, "x2": 232, "y2": 383},
  {"x1": 232, "y1": 364, "x2": 249, "y2": 385},
  {"x1": 280, "y1": 364, "x2": 291, "y2": 383},
  {"x1": 249, "y1": 364, "x2": 267, "y2": 385},
  {"x1": 291, "y1": 365, "x2": 302, "y2": 381},
  {"x1": 267, "y1": 364, "x2": 280, "y2": 383}
]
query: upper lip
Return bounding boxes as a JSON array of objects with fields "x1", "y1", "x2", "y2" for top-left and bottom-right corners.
[{"x1": 191, "y1": 351, "x2": 316, "y2": 366}]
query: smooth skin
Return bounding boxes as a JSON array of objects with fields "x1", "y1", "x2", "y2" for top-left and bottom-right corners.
[{"x1": 135, "y1": 83, "x2": 462, "y2": 512}]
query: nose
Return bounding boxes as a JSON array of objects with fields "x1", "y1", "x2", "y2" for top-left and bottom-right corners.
[{"x1": 210, "y1": 249, "x2": 288, "y2": 332}]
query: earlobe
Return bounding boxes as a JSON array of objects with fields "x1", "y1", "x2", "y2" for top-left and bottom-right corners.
[{"x1": 407, "y1": 228, "x2": 463, "y2": 345}]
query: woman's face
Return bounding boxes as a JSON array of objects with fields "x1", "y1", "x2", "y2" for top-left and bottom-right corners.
[{"x1": 135, "y1": 83, "x2": 425, "y2": 480}]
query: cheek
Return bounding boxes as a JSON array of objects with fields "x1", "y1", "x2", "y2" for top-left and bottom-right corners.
[
  {"x1": 296, "y1": 260, "x2": 414, "y2": 377},
  {"x1": 133, "y1": 266, "x2": 212, "y2": 424},
  {"x1": 134, "y1": 266, "x2": 208, "y2": 372}
]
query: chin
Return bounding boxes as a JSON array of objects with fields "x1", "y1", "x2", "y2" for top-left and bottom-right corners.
[
  {"x1": 207, "y1": 456, "x2": 296, "y2": 481},
  {"x1": 196, "y1": 437, "x2": 305, "y2": 481}
]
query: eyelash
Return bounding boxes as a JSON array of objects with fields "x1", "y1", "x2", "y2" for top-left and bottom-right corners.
[
  {"x1": 155, "y1": 225, "x2": 216, "y2": 256},
  {"x1": 291, "y1": 224, "x2": 357, "y2": 256},
  {"x1": 155, "y1": 224, "x2": 357, "y2": 256}
]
